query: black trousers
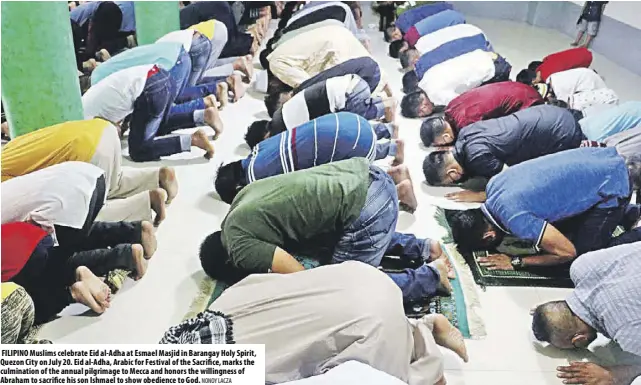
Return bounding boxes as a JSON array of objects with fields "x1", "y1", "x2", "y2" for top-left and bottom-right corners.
[{"x1": 11, "y1": 176, "x2": 144, "y2": 324}]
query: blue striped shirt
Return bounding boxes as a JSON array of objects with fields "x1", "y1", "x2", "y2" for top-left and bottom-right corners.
[
  {"x1": 566, "y1": 242, "x2": 641, "y2": 356},
  {"x1": 241, "y1": 112, "x2": 376, "y2": 183}
]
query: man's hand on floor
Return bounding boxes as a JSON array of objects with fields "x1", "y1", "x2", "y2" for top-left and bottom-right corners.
[
  {"x1": 557, "y1": 362, "x2": 614, "y2": 385},
  {"x1": 445, "y1": 190, "x2": 487, "y2": 203},
  {"x1": 477, "y1": 254, "x2": 514, "y2": 271}
]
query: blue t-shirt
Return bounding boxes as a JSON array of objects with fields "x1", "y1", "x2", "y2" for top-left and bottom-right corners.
[
  {"x1": 481, "y1": 147, "x2": 630, "y2": 247},
  {"x1": 414, "y1": 9, "x2": 465, "y2": 37},
  {"x1": 396, "y1": 2, "x2": 453, "y2": 33},
  {"x1": 579, "y1": 101, "x2": 641, "y2": 142},
  {"x1": 415, "y1": 33, "x2": 489, "y2": 79},
  {"x1": 115, "y1": 1, "x2": 136, "y2": 32},
  {"x1": 241, "y1": 112, "x2": 377, "y2": 183},
  {"x1": 91, "y1": 42, "x2": 184, "y2": 86}
]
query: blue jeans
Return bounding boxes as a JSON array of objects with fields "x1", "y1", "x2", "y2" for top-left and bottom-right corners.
[
  {"x1": 128, "y1": 69, "x2": 186, "y2": 162},
  {"x1": 373, "y1": 122, "x2": 393, "y2": 140},
  {"x1": 556, "y1": 198, "x2": 640, "y2": 255},
  {"x1": 188, "y1": 33, "x2": 213, "y2": 87},
  {"x1": 174, "y1": 77, "x2": 225, "y2": 105},
  {"x1": 168, "y1": 47, "x2": 192, "y2": 100},
  {"x1": 375, "y1": 142, "x2": 396, "y2": 160},
  {"x1": 331, "y1": 165, "x2": 440, "y2": 302},
  {"x1": 344, "y1": 78, "x2": 385, "y2": 120}
]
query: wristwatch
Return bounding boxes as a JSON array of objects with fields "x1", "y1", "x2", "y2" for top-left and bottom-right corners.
[{"x1": 511, "y1": 257, "x2": 523, "y2": 269}]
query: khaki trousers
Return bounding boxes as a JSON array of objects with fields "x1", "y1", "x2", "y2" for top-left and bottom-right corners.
[
  {"x1": 210, "y1": 262, "x2": 444, "y2": 385},
  {"x1": 91, "y1": 126, "x2": 160, "y2": 222}
]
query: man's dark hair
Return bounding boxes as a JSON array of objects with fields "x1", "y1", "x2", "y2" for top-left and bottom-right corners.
[
  {"x1": 448, "y1": 209, "x2": 500, "y2": 252},
  {"x1": 422, "y1": 150, "x2": 451, "y2": 185},
  {"x1": 384, "y1": 26, "x2": 396, "y2": 42},
  {"x1": 516, "y1": 69, "x2": 537, "y2": 84},
  {"x1": 266, "y1": 72, "x2": 292, "y2": 95},
  {"x1": 626, "y1": 154, "x2": 641, "y2": 190},
  {"x1": 245, "y1": 120, "x2": 270, "y2": 149},
  {"x1": 400, "y1": 89, "x2": 425, "y2": 118},
  {"x1": 420, "y1": 116, "x2": 448, "y2": 147},
  {"x1": 399, "y1": 48, "x2": 417, "y2": 70},
  {"x1": 264, "y1": 92, "x2": 284, "y2": 118},
  {"x1": 90, "y1": 2, "x2": 123, "y2": 50},
  {"x1": 199, "y1": 231, "x2": 248, "y2": 285},
  {"x1": 402, "y1": 71, "x2": 420, "y2": 93},
  {"x1": 389, "y1": 39, "x2": 406, "y2": 59},
  {"x1": 531, "y1": 301, "x2": 574, "y2": 344},
  {"x1": 214, "y1": 161, "x2": 246, "y2": 204},
  {"x1": 528, "y1": 60, "x2": 543, "y2": 71}
]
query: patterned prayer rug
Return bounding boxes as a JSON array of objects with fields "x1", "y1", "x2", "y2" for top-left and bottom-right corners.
[
  {"x1": 185, "y1": 252, "x2": 486, "y2": 339},
  {"x1": 437, "y1": 209, "x2": 624, "y2": 288}
]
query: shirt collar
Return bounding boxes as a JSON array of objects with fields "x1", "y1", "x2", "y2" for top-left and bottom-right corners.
[{"x1": 480, "y1": 204, "x2": 510, "y2": 234}]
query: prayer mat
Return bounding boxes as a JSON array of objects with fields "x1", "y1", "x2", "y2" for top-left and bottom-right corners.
[
  {"x1": 185, "y1": 254, "x2": 486, "y2": 339},
  {"x1": 438, "y1": 209, "x2": 625, "y2": 288}
]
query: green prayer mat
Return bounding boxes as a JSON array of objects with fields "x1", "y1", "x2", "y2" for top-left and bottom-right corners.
[
  {"x1": 438, "y1": 209, "x2": 625, "y2": 288},
  {"x1": 185, "y1": 253, "x2": 486, "y2": 339}
]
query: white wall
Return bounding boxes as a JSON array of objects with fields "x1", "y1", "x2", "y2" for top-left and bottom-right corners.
[{"x1": 571, "y1": 1, "x2": 641, "y2": 29}]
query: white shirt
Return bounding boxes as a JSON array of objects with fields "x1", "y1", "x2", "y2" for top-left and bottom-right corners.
[
  {"x1": 1, "y1": 162, "x2": 105, "y2": 242},
  {"x1": 281, "y1": 74, "x2": 356, "y2": 129},
  {"x1": 156, "y1": 30, "x2": 193, "y2": 52},
  {"x1": 569, "y1": 88, "x2": 619, "y2": 116},
  {"x1": 548, "y1": 67, "x2": 607, "y2": 104},
  {"x1": 420, "y1": 50, "x2": 496, "y2": 106},
  {"x1": 82, "y1": 64, "x2": 154, "y2": 122},
  {"x1": 415, "y1": 24, "x2": 486, "y2": 55}
]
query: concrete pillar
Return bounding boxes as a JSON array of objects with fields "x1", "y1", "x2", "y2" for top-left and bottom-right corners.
[
  {"x1": 134, "y1": 1, "x2": 180, "y2": 46},
  {"x1": 1, "y1": 1, "x2": 83, "y2": 138}
]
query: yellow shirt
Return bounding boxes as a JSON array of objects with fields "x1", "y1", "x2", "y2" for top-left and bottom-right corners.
[
  {"x1": 1, "y1": 282, "x2": 20, "y2": 302},
  {"x1": 188, "y1": 20, "x2": 215, "y2": 40},
  {"x1": 1, "y1": 119, "x2": 109, "y2": 182}
]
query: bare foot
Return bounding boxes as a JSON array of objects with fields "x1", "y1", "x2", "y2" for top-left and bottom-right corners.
[
  {"x1": 1, "y1": 122, "x2": 10, "y2": 139},
  {"x1": 204, "y1": 94, "x2": 218, "y2": 108},
  {"x1": 191, "y1": 128, "x2": 215, "y2": 159},
  {"x1": 130, "y1": 244, "x2": 148, "y2": 281},
  {"x1": 158, "y1": 166, "x2": 178, "y2": 204},
  {"x1": 384, "y1": 101, "x2": 397, "y2": 123},
  {"x1": 233, "y1": 56, "x2": 253, "y2": 83},
  {"x1": 149, "y1": 188, "x2": 167, "y2": 226},
  {"x1": 71, "y1": 266, "x2": 111, "y2": 314},
  {"x1": 391, "y1": 123, "x2": 399, "y2": 139},
  {"x1": 216, "y1": 82, "x2": 229, "y2": 109},
  {"x1": 432, "y1": 313, "x2": 469, "y2": 362},
  {"x1": 140, "y1": 221, "x2": 157, "y2": 259},
  {"x1": 430, "y1": 242, "x2": 456, "y2": 279},
  {"x1": 396, "y1": 180, "x2": 418, "y2": 212},
  {"x1": 204, "y1": 108, "x2": 224, "y2": 140},
  {"x1": 431, "y1": 259, "x2": 453, "y2": 295},
  {"x1": 96, "y1": 48, "x2": 111, "y2": 62},
  {"x1": 392, "y1": 139, "x2": 404, "y2": 166},
  {"x1": 387, "y1": 164, "x2": 411, "y2": 184},
  {"x1": 227, "y1": 73, "x2": 245, "y2": 102},
  {"x1": 82, "y1": 59, "x2": 98, "y2": 72}
]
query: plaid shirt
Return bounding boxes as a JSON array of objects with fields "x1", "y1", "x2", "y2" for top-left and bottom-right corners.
[{"x1": 566, "y1": 242, "x2": 641, "y2": 356}]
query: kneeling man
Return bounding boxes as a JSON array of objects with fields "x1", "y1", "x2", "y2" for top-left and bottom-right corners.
[
  {"x1": 449, "y1": 147, "x2": 641, "y2": 271},
  {"x1": 201, "y1": 158, "x2": 451, "y2": 303}
]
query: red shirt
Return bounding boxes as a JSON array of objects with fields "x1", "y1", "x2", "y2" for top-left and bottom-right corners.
[
  {"x1": 445, "y1": 81, "x2": 543, "y2": 132},
  {"x1": 536, "y1": 47, "x2": 593, "y2": 82},
  {"x1": 1, "y1": 222, "x2": 48, "y2": 282}
]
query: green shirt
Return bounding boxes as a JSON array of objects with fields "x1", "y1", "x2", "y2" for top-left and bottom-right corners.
[{"x1": 221, "y1": 158, "x2": 370, "y2": 273}]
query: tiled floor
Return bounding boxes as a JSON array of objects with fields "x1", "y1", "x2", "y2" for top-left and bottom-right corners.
[{"x1": 37, "y1": 6, "x2": 641, "y2": 385}]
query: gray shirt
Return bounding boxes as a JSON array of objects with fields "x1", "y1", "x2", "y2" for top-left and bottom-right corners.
[{"x1": 566, "y1": 242, "x2": 641, "y2": 356}]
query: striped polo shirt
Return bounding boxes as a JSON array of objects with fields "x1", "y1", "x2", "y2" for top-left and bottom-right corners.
[{"x1": 242, "y1": 112, "x2": 377, "y2": 183}]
